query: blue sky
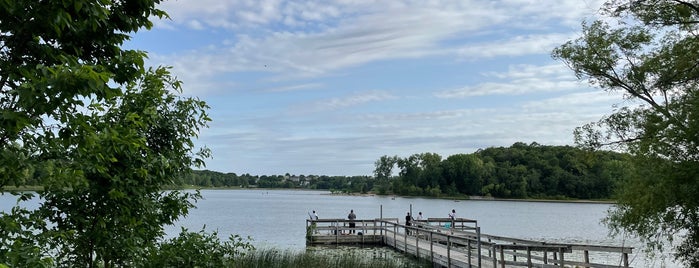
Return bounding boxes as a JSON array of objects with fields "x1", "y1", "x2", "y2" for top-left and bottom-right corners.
[{"x1": 125, "y1": 0, "x2": 622, "y2": 176}]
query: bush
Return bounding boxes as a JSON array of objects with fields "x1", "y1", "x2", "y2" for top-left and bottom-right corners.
[{"x1": 140, "y1": 227, "x2": 254, "y2": 268}]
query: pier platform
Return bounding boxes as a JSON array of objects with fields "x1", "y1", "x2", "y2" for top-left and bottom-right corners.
[{"x1": 306, "y1": 218, "x2": 632, "y2": 268}]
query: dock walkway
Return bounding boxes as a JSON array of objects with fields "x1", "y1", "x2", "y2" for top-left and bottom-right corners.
[{"x1": 306, "y1": 218, "x2": 632, "y2": 268}]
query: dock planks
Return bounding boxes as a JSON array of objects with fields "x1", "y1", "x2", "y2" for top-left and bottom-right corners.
[{"x1": 306, "y1": 218, "x2": 632, "y2": 268}]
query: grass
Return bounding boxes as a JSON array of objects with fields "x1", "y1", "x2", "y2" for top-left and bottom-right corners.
[{"x1": 231, "y1": 247, "x2": 432, "y2": 268}]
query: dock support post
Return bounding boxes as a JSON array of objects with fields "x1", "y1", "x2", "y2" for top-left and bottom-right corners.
[
  {"x1": 477, "y1": 226, "x2": 482, "y2": 268},
  {"x1": 584, "y1": 249, "x2": 589, "y2": 268},
  {"x1": 429, "y1": 232, "x2": 434, "y2": 265},
  {"x1": 403, "y1": 226, "x2": 407, "y2": 253},
  {"x1": 527, "y1": 247, "x2": 532, "y2": 268},
  {"x1": 559, "y1": 247, "x2": 565, "y2": 267},
  {"x1": 500, "y1": 246, "x2": 505, "y2": 268},
  {"x1": 492, "y1": 245, "x2": 497, "y2": 268},
  {"x1": 415, "y1": 228, "x2": 419, "y2": 259},
  {"x1": 467, "y1": 239, "x2": 472, "y2": 267},
  {"x1": 447, "y1": 236, "x2": 451, "y2": 268},
  {"x1": 623, "y1": 252, "x2": 629, "y2": 267},
  {"x1": 392, "y1": 223, "x2": 396, "y2": 247}
]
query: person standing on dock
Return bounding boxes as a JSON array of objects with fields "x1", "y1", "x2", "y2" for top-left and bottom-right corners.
[
  {"x1": 448, "y1": 209, "x2": 456, "y2": 229},
  {"x1": 347, "y1": 209, "x2": 356, "y2": 234},
  {"x1": 405, "y1": 212, "x2": 413, "y2": 235}
]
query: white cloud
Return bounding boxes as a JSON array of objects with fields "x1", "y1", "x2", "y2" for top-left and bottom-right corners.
[
  {"x1": 132, "y1": 0, "x2": 622, "y2": 175},
  {"x1": 457, "y1": 33, "x2": 575, "y2": 59},
  {"x1": 290, "y1": 90, "x2": 397, "y2": 114},
  {"x1": 262, "y1": 83, "x2": 323, "y2": 92},
  {"x1": 436, "y1": 63, "x2": 583, "y2": 98},
  {"x1": 522, "y1": 91, "x2": 622, "y2": 112},
  {"x1": 145, "y1": 0, "x2": 605, "y2": 98}
]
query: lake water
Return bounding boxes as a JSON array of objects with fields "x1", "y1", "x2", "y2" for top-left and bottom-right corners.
[{"x1": 0, "y1": 189, "x2": 681, "y2": 267}]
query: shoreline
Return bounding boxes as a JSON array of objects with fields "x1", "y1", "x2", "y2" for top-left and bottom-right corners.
[
  {"x1": 3, "y1": 186, "x2": 616, "y2": 204},
  {"x1": 322, "y1": 192, "x2": 616, "y2": 204}
]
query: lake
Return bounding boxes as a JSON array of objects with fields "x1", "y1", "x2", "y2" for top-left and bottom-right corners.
[{"x1": 0, "y1": 189, "x2": 680, "y2": 267}]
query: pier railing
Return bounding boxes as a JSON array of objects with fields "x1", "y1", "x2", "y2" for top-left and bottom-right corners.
[{"x1": 306, "y1": 218, "x2": 633, "y2": 268}]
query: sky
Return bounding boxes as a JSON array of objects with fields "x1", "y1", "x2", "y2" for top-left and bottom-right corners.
[{"x1": 124, "y1": 0, "x2": 623, "y2": 176}]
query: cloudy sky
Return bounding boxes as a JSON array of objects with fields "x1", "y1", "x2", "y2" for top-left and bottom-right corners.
[{"x1": 125, "y1": 0, "x2": 622, "y2": 176}]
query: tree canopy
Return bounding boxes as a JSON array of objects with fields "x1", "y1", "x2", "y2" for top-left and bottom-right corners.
[
  {"x1": 374, "y1": 143, "x2": 630, "y2": 199},
  {"x1": 552, "y1": 0, "x2": 699, "y2": 266},
  {"x1": 0, "y1": 1, "x2": 220, "y2": 267}
]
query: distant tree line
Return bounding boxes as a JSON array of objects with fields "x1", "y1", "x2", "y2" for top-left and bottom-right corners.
[
  {"x1": 178, "y1": 171, "x2": 375, "y2": 194},
  {"x1": 375, "y1": 142, "x2": 631, "y2": 199},
  {"x1": 175, "y1": 142, "x2": 632, "y2": 200}
]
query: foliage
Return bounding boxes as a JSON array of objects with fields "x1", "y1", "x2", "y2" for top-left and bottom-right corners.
[
  {"x1": 378, "y1": 143, "x2": 630, "y2": 199},
  {"x1": 0, "y1": 0, "x2": 167, "y2": 188},
  {"x1": 552, "y1": 0, "x2": 699, "y2": 266},
  {"x1": 0, "y1": 0, "x2": 215, "y2": 267},
  {"x1": 181, "y1": 143, "x2": 631, "y2": 201},
  {"x1": 232, "y1": 248, "x2": 431, "y2": 268},
  {"x1": 140, "y1": 227, "x2": 254, "y2": 268}
]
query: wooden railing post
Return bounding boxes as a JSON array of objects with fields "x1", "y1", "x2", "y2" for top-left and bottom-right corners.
[
  {"x1": 467, "y1": 239, "x2": 472, "y2": 267},
  {"x1": 429, "y1": 231, "x2": 434, "y2": 265},
  {"x1": 415, "y1": 228, "x2": 419, "y2": 259},
  {"x1": 477, "y1": 226, "x2": 482, "y2": 268},
  {"x1": 527, "y1": 247, "x2": 532, "y2": 268},
  {"x1": 492, "y1": 244, "x2": 497, "y2": 268},
  {"x1": 559, "y1": 247, "x2": 565, "y2": 267},
  {"x1": 500, "y1": 246, "x2": 505, "y2": 268},
  {"x1": 403, "y1": 225, "x2": 407, "y2": 253},
  {"x1": 447, "y1": 235, "x2": 451, "y2": 268},
  {"x1": 393, "y1": 223, "x2": 397, "y2": 248},
  {"x1": 584, "y1": 249, "x2": 590, "y2": 268}
]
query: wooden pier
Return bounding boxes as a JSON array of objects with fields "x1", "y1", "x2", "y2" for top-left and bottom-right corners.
[{"x1": 306, "y1": 218, "x2": 633, "y2": 268}]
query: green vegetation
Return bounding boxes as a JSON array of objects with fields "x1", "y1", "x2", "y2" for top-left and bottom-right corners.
[
  {"x1": 374, "y1": 142, "x2": 630, "y2": 199},
  {"x1": 0, "y1": 1, "x2": 224, "y2": 267},
  {"x1": 232, "y1": 248, "x2": 430, "y2": 268},
  {"x1": 181, "y1": 142, "x2": 632, "y2": 200},
  {"x1": 553, "y1": 0, "x2": 699, "y2": 266},
  {"x1": 142, "y1": 228, "x2": 254, "y2": 267}
]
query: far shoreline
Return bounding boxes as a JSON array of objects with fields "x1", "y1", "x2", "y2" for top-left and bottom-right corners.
[
  {"x1": 187, "y1": 187, "x2": 617, "y2": 204},
  {"x1": 2, "y1": 186, "x2": 616, "y2": 204}
]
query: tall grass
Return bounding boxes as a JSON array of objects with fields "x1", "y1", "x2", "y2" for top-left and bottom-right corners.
[{"x1": 232, "y1": 248, "x2": 432, "y2": 268}]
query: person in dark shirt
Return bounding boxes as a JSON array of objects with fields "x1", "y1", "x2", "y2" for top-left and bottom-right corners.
[
  {"x1": 347, "y1": 209, "x2": 356, "y2": 234},
  {"x1": 405, "y1": 212, "x2": 413, "y2": 235}
]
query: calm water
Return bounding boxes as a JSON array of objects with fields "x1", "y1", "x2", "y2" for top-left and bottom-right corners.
[{"x1": 0, "y1": 189, "x2": 680, "y2": 267}]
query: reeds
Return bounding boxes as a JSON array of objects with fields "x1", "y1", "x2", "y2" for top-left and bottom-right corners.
[{"x1": 231, "y1": 247, "x2": 431, "y2": 268}]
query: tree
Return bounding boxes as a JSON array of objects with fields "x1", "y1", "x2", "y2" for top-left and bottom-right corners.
[
  {"x1": 553, "y1": 0, "x2": 699, "y2": 265},
  {"x1": 374, "y1": 155, "x2": 397, "y2": 180},
  {"x1": 374, "y1": 155, "x2": 397, "y2": 194},
  {"x1": 0, "y1": 1, "x2": 213, "y2": 267},
  {"x1": 1, "y1": 0, "x2": 168, "y2": 187}
]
